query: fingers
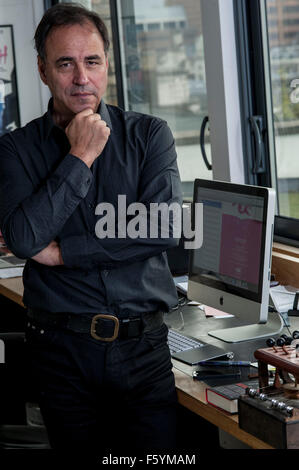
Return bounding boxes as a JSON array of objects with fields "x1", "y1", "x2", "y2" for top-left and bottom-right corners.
[
  {"x1": 66, "y1": 110, "x2": 107, "y2": 132},
  {"x1": 96, "y1": 119, "x2": 110, "y2": 138},
  {"x1": 72, "y1": 108, "x2": 99, "y2": 121},
  {"x1": 65, "y1": 108, "x2": 96, "y2": 131},
  {"x1": 76, "y1": 108, "x2": 94, "y2": 117},
  {"x1": 92, "y1": 115, "x2": 109, "y2": 129},
  {"x1": 65, "y1": 109, "x2": 110, "y2": 166},
  {"x1": 82, "y1": 113, "x2": 110, "y2": 136}
]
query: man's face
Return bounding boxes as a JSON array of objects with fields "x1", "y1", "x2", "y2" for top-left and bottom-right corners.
[{"x1": 38, "y1": 21, "x2": 108, "y2": 120}]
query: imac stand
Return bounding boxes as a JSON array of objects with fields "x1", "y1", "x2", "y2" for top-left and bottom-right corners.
[{"x1": 208, "y1": 310, "x2": 284, "y2": 343}]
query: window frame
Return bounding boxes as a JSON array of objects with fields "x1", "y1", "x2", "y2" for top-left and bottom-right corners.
[
  {"x1": 199, "y1": 0, "x2": 246, "y2": 183},
  {"x1": 234, "y1": 0, "x2": 299, "y2": 246}
]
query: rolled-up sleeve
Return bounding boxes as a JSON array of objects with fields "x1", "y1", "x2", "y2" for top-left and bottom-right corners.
[{"x1": 0, "y1": 133, "x2": 92, "y2": 258}]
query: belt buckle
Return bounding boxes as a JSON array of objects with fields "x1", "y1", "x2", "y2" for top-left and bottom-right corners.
[{"x1": 90, "y1": 314, "x2": 119, "y2": 342}]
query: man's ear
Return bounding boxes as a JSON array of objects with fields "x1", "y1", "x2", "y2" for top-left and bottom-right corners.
[
  {"x1": 104, "y1": 54, "x2": 109, "y2": 72},
  {"x1": 38, "y1": 56, "x2": 48, "y2": 85}
]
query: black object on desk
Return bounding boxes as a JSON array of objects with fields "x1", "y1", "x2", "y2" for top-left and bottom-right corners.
[
  {"x1": 288, "y1": 292, "x2": 299, "y2": 317},
  {"x1": 193, "y1": 364, "x2": 258, "y2": 387},
  {"x1": 193, "y1": 365, "x2": 241, "y2": 381}
]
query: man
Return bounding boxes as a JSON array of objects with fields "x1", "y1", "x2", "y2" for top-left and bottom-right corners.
[{"x1": 0, "y1": 3, "x2": 182, "y2": 452}]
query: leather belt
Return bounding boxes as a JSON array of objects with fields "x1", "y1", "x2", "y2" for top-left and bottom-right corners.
[{"x1": 27, "y1": 308, "x2": 164, "y2": 342}]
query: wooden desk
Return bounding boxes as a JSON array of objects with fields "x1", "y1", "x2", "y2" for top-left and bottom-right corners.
[
  {"x1": 174, "y1": 366, "x2": 273, "y2": 449},
  {"x1": 0, "y1": 276, "x2": 274, "y2": 449},
  {"x1": 0, "y1": 277, "x2": 24, "y2": 307}
]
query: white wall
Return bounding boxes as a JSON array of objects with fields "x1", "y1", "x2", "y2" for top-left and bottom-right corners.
[{"x1": 0, "y1": 0, "x2": 50, "y2": 126}]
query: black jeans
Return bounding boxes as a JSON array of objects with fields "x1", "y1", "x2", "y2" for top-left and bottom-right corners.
[{"x1": 25, "y1": 320, "x2": 177, "y2": 453}]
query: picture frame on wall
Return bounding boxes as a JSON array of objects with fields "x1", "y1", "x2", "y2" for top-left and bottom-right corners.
[{"x1": 0, "y1": 24, "x2": 20, "y2": 136}]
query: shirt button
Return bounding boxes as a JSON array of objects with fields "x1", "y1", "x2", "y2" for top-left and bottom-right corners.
[{"x1": 88, "y1": 203, "x2": 94, "y2": 209}]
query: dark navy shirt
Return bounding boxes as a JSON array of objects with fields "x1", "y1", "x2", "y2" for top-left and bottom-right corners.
[{"x1": 0, "y1": 101, "x2": 182, "y2": 315}]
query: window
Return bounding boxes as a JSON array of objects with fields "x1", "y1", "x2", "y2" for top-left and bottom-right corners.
[
  {"x1": 236, "y1": 0, "x2": 299, "y2": 244},
  {"x1": 163, "y1": 21, "x2": 176, "y2": 29},
  {"x1": 265, "y1": 0, "x2": 299, "y2": 220},
  {"x1": 283, "y1": 18, "x2": 299, "y2": 26},
  {"x1": 148, "y1": 23, "x2": 161, "y2": 31},
  {"x1": 117, "y1": 0, "x2": 211, "y2": 199},
  {"x1": 283, "y1": 5, "x2": 299, "y2": 14}
]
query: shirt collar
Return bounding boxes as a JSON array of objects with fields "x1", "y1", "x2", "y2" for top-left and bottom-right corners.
[
  {"x1": 98, "y1": 100, "x2": 113, "y2": 131},
  {"x1": 43, "y1": 98, "x2": 113, "y2": 140},
  {"x1": 43, "y1": 99, "x2": 55, "y2": 140}
]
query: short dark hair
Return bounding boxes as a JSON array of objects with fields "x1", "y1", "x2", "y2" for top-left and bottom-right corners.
[{"x1": 34, "y1": 2, "x2": 110, "y2": 61}]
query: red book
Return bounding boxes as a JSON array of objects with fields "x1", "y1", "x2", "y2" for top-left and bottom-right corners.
[{"x1": 206, "y1": 382, "x2": 258, "y2": 414}]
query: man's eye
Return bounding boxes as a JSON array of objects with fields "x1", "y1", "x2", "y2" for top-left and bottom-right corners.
[{"x1": 59, "y1": 62, "x2": 71, "y2": 68}]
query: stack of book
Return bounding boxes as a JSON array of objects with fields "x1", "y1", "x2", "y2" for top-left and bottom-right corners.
[
  {"x1": 0, "y1": 254, "x2": 25, "y2": 278},
  {"x1": 206, "y1": 381, "x2": 259, "y2": 414}
]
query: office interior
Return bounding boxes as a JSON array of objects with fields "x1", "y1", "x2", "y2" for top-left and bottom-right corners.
[{"x1": 1, "y1": 0, "x2": 299, "y2": 452}]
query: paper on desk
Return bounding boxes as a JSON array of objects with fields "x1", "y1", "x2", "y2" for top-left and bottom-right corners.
[
  {"x1": 0, "y1": 267, "x2": 24, "y2": 278},
  {"x1": 204, "y1": 306, "x2": 234, "y2": 319},
  {"x1": 173, "y1": 275, "x2": 188, "y2": 295},
  {"x1": 270, "y1": 285, "x2": 297, "y2": 313},
  {"x1": 177, "y1": 282, "x2": 188, "y2": 293}
]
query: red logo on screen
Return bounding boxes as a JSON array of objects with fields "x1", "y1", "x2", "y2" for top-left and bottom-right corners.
[
  {"x1": 0, "y1": 45, "x2": 7, "y2": 64},
  {"x1": 232, "y1": 203, "x2": 252, "y2": 216}
]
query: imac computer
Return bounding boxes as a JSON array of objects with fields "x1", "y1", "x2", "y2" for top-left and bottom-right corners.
[{"x1": 187, "y1": 179, "x2": 283, "y2": 343}]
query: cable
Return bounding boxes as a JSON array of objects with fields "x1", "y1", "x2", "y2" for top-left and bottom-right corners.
[
  {"x1": 177, "y1": 306, "x2": 185, "y2": 331},
  {"x1": 279, "y1": 312, "x2": 293, "y2": 337}
]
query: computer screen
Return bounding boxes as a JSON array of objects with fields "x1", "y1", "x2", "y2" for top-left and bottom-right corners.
[{"x1": 187, "y1": 179, "x2": 283, "y2": 343}]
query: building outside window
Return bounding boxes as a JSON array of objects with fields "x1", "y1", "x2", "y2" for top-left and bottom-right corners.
[
  {"x1": 266, "y1": 0, "x2": 299, "y2": 219},
  {"x1": 117, "y1": 0, "x2": 210, "y2": 198}
]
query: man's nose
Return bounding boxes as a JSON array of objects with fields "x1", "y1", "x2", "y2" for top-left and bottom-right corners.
[{"x1": 73, "y1": 64, "x2": 89, "y2": 85}]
